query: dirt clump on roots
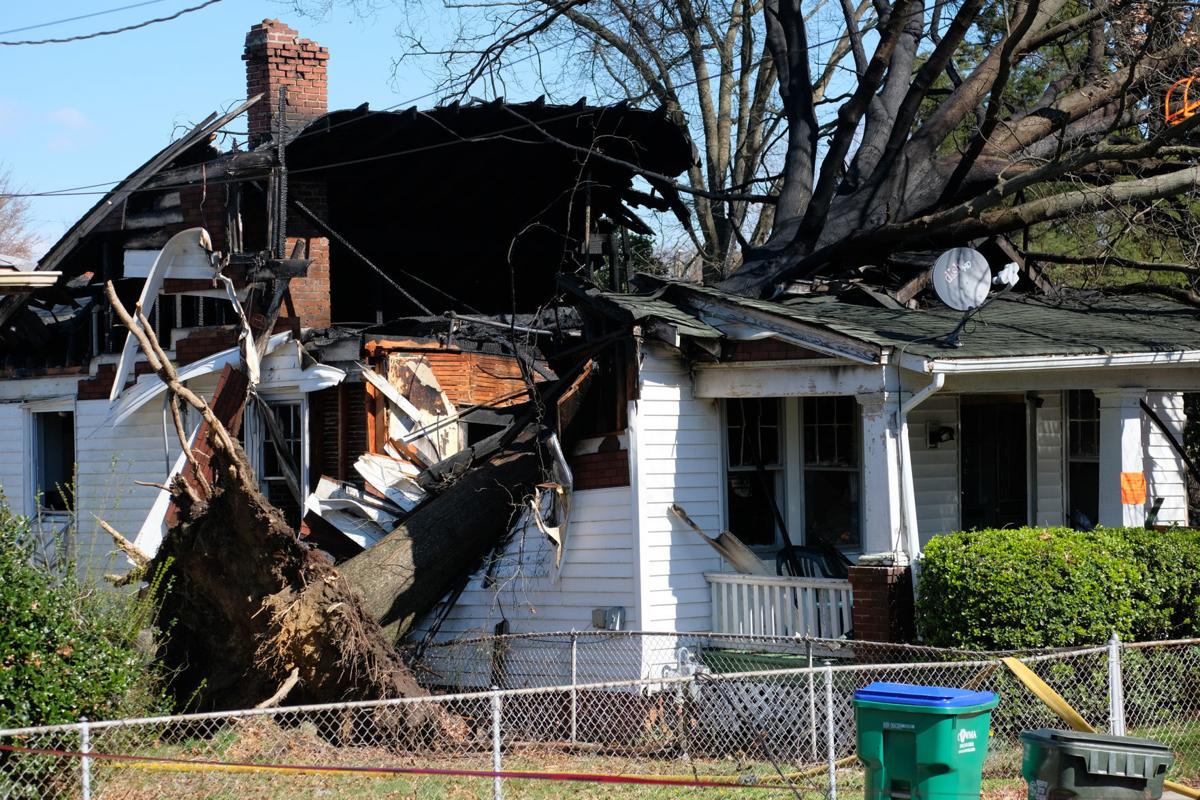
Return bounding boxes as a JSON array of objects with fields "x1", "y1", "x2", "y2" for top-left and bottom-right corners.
[{"x1": 152, "y1": 445, "x2": 467, "y2": 747}]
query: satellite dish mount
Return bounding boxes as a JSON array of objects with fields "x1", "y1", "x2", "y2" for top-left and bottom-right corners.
[{"x1": 930, "y1": 247, "x2": 994, "y2": 348}]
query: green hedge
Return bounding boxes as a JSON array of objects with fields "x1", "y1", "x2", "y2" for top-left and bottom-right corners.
[
  {"x1": 0, "y1": 507, "x2": 167, "y2": 729},
  {"x1": 916, "y1": 527, "x2": 1200, "y2": 649}
]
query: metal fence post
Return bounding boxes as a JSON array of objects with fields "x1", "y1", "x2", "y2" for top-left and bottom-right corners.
[
  {"x1": 79, "y1": 717, "x2": 91, "y2": 800},
  {"x1": 1108, "y1": 632, "x2": 1126, "y2": 736},
  {"x1": 491, "y1": 687, "x2": 503, "y2": 800},
  {"x1": 825, "y1": 662, "x2": 837, "y2": 800},
  {"x1": 806, "y1": 637, "x2": 818, "y2": 760},
  {"x1": 675, "y1": 647, "x2": 690, "y2": 761},
  {"x1": 570, "y1": 631, "x2": 578, "y2": 745}
]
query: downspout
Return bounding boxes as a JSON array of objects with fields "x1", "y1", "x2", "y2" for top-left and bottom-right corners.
[{"x1": 899, "y1": 371, "x2": 945, "y2": 563}]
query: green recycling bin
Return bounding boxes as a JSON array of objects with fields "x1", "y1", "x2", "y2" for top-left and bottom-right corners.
[
  {"x1": 854, "y1": 682, "x2": 999, "y2": 800},
  {"x1": 1020, "y1": 729, "x2": 1174, "y2": 800}
]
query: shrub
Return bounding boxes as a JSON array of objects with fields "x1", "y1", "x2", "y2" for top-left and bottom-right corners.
[
  {"x1": 1121, "y1": 526, "x2": 1200, "y2": 639},
  {"x1": 0, "y1": 507, "x2": 167, "y2": 729},
  {"x1": 917, "y1": 527, "x2": 1145, "y2": 649}
]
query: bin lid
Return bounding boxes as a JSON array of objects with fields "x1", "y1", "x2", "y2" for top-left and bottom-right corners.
[
  {"x1": 852, "y1": 682, "x2": 998, "y2": 708},
  {"x1": 1020, "y1": 729, "x2": 1173, "y2": 754}
]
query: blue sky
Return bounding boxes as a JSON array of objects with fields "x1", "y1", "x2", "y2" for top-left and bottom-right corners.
[{"x1": 1, "y1": 1, "x2": 443, "y2": 253}]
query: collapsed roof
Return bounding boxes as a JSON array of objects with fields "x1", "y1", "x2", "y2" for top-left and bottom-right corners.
[{"x1": 286, "y1": 98, "x2": 694, "y2": 316}]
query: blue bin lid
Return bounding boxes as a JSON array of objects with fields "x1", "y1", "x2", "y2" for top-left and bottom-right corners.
[{"x1": 853, "y1": 682, "x2": 997, "y2": 708}]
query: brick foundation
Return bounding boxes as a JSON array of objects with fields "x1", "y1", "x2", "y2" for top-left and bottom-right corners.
[{"x1": 848, "y1": 562, "x2": 915, "y2": 643}]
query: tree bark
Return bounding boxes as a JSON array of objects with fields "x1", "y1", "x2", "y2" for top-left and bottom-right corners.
[{"x1": 338, "y1": 440, "x2": 544, "y2": 644}]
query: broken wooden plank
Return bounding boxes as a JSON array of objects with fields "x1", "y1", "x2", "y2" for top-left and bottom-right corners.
[
  {"x1": 305, "y1": 502, "x2": 388, "y2": 549},
  {"x1": 669, "y1": 504, "x2": 771, "y2": 576},
  {"x1": 359, "y1": 362, "x2": 442, "y2": 466}
]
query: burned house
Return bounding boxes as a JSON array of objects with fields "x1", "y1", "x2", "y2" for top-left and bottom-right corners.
[
  {"x1": 0, "y1": 20, "x2": 688, "y2": 597},
  {"x1": 8, "y1": 20, "x2": 1200, "y2": 698}
]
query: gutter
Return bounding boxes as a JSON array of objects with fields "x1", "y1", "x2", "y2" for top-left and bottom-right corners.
[{"x1": 925, "y1": 349, "x2": 1200, "y2": 373}]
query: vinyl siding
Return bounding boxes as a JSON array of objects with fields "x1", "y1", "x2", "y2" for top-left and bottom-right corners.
[
  {"x1": 1144, "y1": 391, "x2": 1188, "y2": 525},
  {"x1": 908, "y1": 394, "x2": 959, "y2": 544},
  {"x1": 1035, "y1": 392, "x2": 1065, "y2": 526},
  {"x1": 0, "y1": 402, "x2": 25, "y2": 512},
  {"x1": 74, "y1": 396, "x2": 182, "y2": 580},
  {"x1": 631, "y1": 344, "x2": 723, "y2": 633},
  {"x1": 411, "y1": 486, "x2": 639, "y2": 687}
]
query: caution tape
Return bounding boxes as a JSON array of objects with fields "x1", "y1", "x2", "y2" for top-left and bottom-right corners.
[{"x1": 0, "y1": 743, "x2": 795, "y2": 791}]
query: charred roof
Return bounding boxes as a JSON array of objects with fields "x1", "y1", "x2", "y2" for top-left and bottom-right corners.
[{"x1": 285, "y1": 97, "x2": 696, "y2": 315}]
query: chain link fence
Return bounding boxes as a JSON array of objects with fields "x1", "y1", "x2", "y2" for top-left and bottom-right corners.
[{"x1": 2, "y1": 635, "x2": 1198, "y2": 799}]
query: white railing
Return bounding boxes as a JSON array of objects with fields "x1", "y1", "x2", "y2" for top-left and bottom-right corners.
[{"x1": 705, "y1": 572, "x2": 854, "y2": 639}]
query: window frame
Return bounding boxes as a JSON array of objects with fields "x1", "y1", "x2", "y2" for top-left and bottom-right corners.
[
  {"x1": 23, "y1": 398, "x2": 76, "y2": 518},
  {"x1": 721, "y1": 397, "x2": 787, "y2": 551},
  {"x1": 1065, "y1": 389, "x2": 1101, "y2": 529},
  {"x1": 245, "y1": 394, "x2": 310, "y2": 525},
  {"x1": 720, "y1": 396, "x2": 864, "y2": 556},
  {"x1": 801, "y1": 396, "x2": 863, "y2": 552}
]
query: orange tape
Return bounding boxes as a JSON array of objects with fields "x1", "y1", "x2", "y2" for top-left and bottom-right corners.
[{"x1": 1120, "y1": 472, "x2": 1147, "y2": 505}]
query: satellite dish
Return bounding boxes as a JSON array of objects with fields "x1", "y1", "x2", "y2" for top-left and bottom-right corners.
[{"x1": 931, "y1": 247, "x2": 991, "y2": 311}]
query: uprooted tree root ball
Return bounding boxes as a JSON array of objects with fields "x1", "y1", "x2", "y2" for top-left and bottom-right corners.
[{"x1": 152, "y1": 445, "x2": 468, "y2": 747}]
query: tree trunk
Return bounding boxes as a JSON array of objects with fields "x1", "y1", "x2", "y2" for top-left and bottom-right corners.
[{"x1": 339, "y1": 440, "x2": 544, "y2": 644}]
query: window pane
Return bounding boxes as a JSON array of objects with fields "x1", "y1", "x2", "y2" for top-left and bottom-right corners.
[
  {"x1": 1067, "y1": 391, "x2": 1100, "y2": 461},
  {"x1": 727, "y1": 399, "x2": 781, "y2": 468},
  {"x1": 727, "y1": 472, "x2": 778, "y2": 547},
  {"x1": 803, "y1": 396, "x2": 857, "y2": 467},
  {"x1": 804, "y1": 470, "x2": 860, "y2": 549},
  {"x1": 1068, "y1": 461, "x2": 1099, "y2": 530}
]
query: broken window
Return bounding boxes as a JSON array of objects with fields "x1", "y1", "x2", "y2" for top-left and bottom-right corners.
[
  {"x1": 724, "y1": 398, "x2": 783, "y2": 548},
  {"x1": 1067, "y1": 389, "x2": 1100, "y2": 529},
  {"x1": 802, "y1": 397, "x2": 860, "y2": 550},
  {"x1": 33, "y1": 410, "x2": 74, "y2": 512}
]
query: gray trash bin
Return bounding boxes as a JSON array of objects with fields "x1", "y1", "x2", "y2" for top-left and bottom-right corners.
[{"x1": 1020, "y1": 729, "x2": 1174, "y2": 800}]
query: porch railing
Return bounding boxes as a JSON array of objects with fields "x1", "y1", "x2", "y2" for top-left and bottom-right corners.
[{"x1": 705, "y1": 572, "x2": 854, "y2": 639}]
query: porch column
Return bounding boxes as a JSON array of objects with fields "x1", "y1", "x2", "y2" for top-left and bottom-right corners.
[
  {"x1": 1096, "y1": 388, "x2": 1147, "y2": 527},
  {"x1": 857, "y1": 393, "x2": 905, "y2": 555}
]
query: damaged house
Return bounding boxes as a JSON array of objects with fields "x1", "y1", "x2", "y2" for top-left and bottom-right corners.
[
  {"x1": 0, "y1": 20, "x2": 693, "y2": 695},
  {"x1": 6, "y1": 18, "x2": 1200, "y2": 696}
]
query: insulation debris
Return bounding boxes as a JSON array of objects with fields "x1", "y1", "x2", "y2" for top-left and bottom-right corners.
[{"x1": 354, "y1": 453, "x2": 426, "y2": 511}]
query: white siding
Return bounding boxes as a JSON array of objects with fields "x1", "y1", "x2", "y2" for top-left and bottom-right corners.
[
  {"x1": 411, "y1": 486, "x2": 639, "y2": 686},
  {"x1": 1144, "y1": 391, "x2": 1188, "y2": 526},
  {"x1": 908, "y1": 394, "x2": 959, "y2": 544},
  {"x1": 0, "y1": 402, "x2": 26, "y2": 512},
  {"x1": 631, "y1": 344, "x2": 723, "y2": 633},
  {"x1": 1035, "y1": 392, "x2": 1065, "y2": 526},
  {"x1": 74, "y1": 397, "x2": 183, "y2": 580}
]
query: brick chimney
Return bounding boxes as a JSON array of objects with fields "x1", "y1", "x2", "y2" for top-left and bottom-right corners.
[{"x1": 244, "y1": 19, "x2": 328, "y2": 148}]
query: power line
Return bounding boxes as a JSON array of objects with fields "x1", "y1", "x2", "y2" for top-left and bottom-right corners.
[
  {"x1": 0, "y1": 0, "x2": 223, "y2": 46},
  {"x1": 0, "y1": 1, "x2": 174, "y2": 36},
  {"x1": 0, "y1": 0, "x2": 969, "y2": 196}
]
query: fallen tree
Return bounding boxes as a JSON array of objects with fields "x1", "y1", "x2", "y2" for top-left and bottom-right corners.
[
  {"x1": 339, "y1": 438, "x2": 542, "y2": 643},
  {"x1": 103, "y1": 282, "x2": 472, "y2": 741}
]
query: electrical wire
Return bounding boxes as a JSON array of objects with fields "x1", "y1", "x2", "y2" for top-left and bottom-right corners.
[
  {"x1": 0, "y1": 1, "x2": 175, "y2": 36},
  {"x1": 0, "y1": 0, "x2": 223, "y2": 46}
]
